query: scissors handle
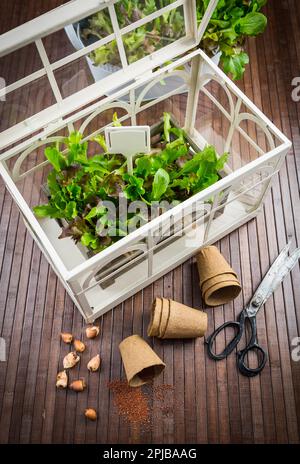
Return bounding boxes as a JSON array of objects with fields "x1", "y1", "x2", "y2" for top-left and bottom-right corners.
[
  {"x1": 205, "y1": 313, "x2": 245, "y2": 360},
  {"x1": 236, "y1": 315, "x2": 267, "y2": 376},
  {"x1": 206, "y1": 311, "x2": 268, "y2": 377},
  {"x1": 237, "y1": 342, "x2": 268, "y2": 377}
]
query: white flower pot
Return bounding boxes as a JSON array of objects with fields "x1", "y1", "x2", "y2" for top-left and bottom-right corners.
[{"x1": 64, "y1": 24, "x2": 221, "y2": 101}]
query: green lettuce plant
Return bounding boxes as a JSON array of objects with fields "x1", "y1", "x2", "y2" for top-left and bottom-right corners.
[
  {"x1": 81, "y1": 0, "x2": 185, "y2": 66},
  {"x1": 34, "y1": 113, "x2": 228, "y2": 254},
  {"x1": 79, "y1": 0, "x2": 267, "y2": 80},
  {"x1": 197, "y1": 0, "x2": 267, "y2": 80}
]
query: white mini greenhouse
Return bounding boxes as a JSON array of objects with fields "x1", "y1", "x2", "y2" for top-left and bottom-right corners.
[{"x1": 0, "y1": 0, "x2": 291, "y2": 322}]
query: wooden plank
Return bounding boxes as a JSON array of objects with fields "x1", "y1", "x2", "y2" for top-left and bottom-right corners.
[
  {"x1": 151, "y1": 277, "x2": 165, "y2": 444},
  {"x1": 106, "y1": 304, "x2": 124, "y2": 443},
  {"x1": 40, "y1": 281, "x2": 66, "y2": 443},
  {"x1": 116, "y1": 297, "x2": 133, "y2": 444},
  {"x1": 51, "y1": 283, "x2": 75, "y2": 443},
  {"x1": 182, "y1": 258, "x2": 198, "y2": 443},
  {"x1": 162, "y1": 271, "x2": 174, "y2": 444},
  {"x1": 0, "y1": 130, "x2": 41, "y2": 442},
  {"x1": 227, "y1": 231, "x2": 243, "y2": 443},
  {"x1": 28, "y1": 268, "x2": 58, "y2": 443},
  {"x1": 97, "y1": 310, "x2": 113, "y2": 444},
  {"x1": 19, "y1": 255, "x2": 50, "y2": 443},
  {"x1": 172, "y1": 265, "x2": 186, "y2": 443}
]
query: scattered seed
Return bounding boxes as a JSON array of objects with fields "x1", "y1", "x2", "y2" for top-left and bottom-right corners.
[{"x1": 108, "y1": 380, "x2": 175, "y2": 430}]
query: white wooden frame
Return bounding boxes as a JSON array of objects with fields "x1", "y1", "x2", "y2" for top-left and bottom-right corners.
[{"x1": 0, "y1": 1, "x2": 291, "y2": 321}]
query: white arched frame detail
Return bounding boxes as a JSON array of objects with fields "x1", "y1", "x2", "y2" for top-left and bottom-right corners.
[
  {"x1": 12, "y1": 136, "x2": 66, "y2": 181},
  {"x1": 81, "y1": 242, "x2": 148, "y2": 291},
  {"x1": 79, "y1": 101, "x2": 132, "y2": 135},
  {"x1": 134, "y1": 70, "x2": 190, "y2": 114},
  {"x1": 198, "y1": 73, "x2": 236, "y2": 122},
  {"x1": 236, "y1": 113, "x2": 276, "y2": 153}
]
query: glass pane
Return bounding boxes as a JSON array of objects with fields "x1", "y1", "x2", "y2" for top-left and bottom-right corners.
[
  {"x1": 122, "y1": 5, "x2": 186, "y2": 64},
  {"x1": 42, "y1": 7, "x2": 113, "y2": 64},
  {"x1": 116, "y1": 0, "x2": 178, "y2": 27},
  {"x1": 0, "y1": 43, "x2": 43, "y2": 86},
  {"x1": 0, "y1": 76, "x2": 55, "y2": 132},
  {"x1": 53, "y1": 47, "x2": 121, "y2": 99}
]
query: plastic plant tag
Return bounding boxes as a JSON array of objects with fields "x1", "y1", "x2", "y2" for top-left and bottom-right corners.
[{"x1": 105, "y1": 125, "x2": 151, "y2": 174}]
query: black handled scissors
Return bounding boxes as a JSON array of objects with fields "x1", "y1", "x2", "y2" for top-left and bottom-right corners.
[{"x1": 205, "y1": 242, "x2": 300, "y2": 377}]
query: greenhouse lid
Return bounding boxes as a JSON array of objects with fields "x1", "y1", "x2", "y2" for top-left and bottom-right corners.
[{"x1": 0, "y1": 0, "x2": 218, "y2": 151}]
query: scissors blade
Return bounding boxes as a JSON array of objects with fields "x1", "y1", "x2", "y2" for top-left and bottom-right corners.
[
  {"x1": 266, "y1": 248, "x2": 300, "y2": 300},
  {"x1": 247, "y1": 242, "x2": 300, "y2": 316}
]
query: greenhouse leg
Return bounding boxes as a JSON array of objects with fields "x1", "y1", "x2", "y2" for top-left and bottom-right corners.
[
  {"x1": 67, "y1": 280, "x2": 95, "y2": 322},
  {"x1": 184, "y1": 54, "x2": 203, "y2": 135}
]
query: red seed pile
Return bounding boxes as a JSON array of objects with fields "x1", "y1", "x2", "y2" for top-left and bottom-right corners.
[
  {"x1": 108, "y1": 380, "x2": 175, "y2": 428},
  {"x1": 108, "y1": 380, "x2": 151, "y2": 425}
]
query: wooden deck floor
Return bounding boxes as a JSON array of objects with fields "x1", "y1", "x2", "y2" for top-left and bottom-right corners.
[{"x1": 0, "y1": 0, "x2": 299, "y2": 444}]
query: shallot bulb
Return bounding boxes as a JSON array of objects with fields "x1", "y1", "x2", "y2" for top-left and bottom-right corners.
[
  {"x1": 61, "y1": 332, "x2": 73, "y2": 344},
  {"x1": 56, "y1": 370, "x2": 68, "y2": 389},
  {"x1": 63, "y1": 351, "x2": 80, "y2": 369},
  {"x1": 85, "y1": 408, "x2": 97, "y2": 421},
  {"x1": 69, "y1": 379, "x2": 86, "y2": 392},
  {"x1": 85, "y1": 326, "x2": 100, "y2": 339},
  {"x1": 87, "y1": 354, "x2": 101, "y2": 372},
  {"x1": 74, "y1": 339, "x2": 86, "y2": 353}
]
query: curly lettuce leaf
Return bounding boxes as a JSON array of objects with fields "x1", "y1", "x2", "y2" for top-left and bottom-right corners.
[
  {"x1": 151, "y1": 168, "x2": 170, "y2": 201},
  {"x1": 221, "y1": 51, "x2": 249, "y2": 80},
  {"x1": 237, "y1": 12, "x2": 267, "y2": 36},
  {"x1": 44, "y1": 147, "x2": 65, "y2": 172}
]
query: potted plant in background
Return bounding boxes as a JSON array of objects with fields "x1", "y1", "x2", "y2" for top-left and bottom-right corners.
[
  {"x1": 65, "y1": 0, "x2": 190, "y2": 100},
  {"x1": 64, "y1": 0, "x2": 267, "y2": 97},
  {"x1": 197, "y1": 0, "x2": 268, "y2": 80}
]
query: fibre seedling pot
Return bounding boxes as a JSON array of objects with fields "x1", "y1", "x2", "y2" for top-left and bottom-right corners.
[
  {"x1": 147, "y1": 297, "x2": 163, "y2": 337},
  {"x1": 158, "y1": 298, "x2": 170, "y2": 339},
  {"x1": 203, "y1": 280, "x2": 241, "y2": 307},
  {"x1": 201, "y1": 272, "x2": 240, "y2": 296},
  {"x1": 162, "y1": 299, "x2": 207, "y2": 339},
  {"x1": 196, "y1": 246, "x2": 238, "y2": 290},
  {"x1": 119, "y1": 335, "x2": 165, "y2": 387}
]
